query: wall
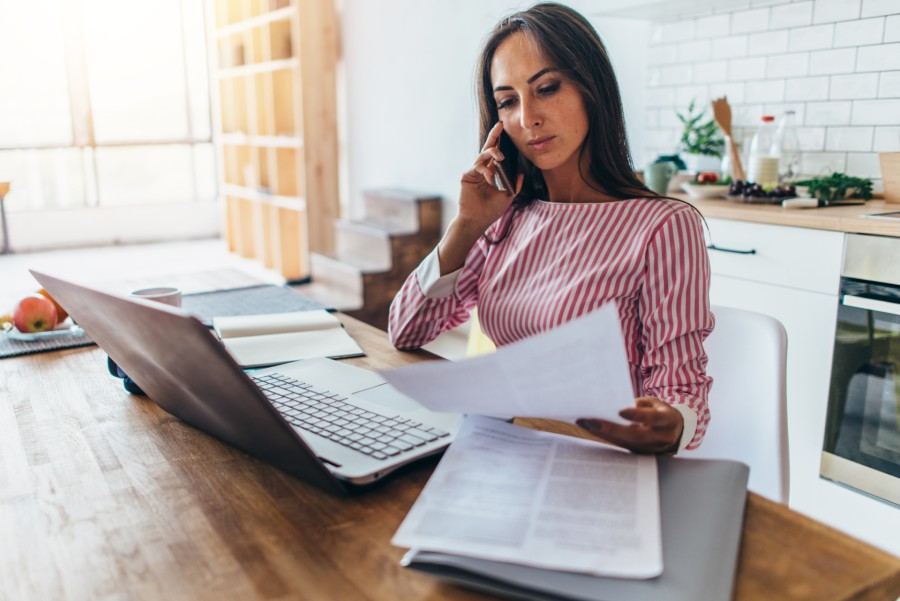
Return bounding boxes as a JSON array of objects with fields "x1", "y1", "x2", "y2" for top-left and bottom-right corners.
[
  {"x1": 338, "y1": 1, "x2": 648, "y2": 221},
  {"x1": 643, "y1": 0, "x2": 900, "y2": 185}
]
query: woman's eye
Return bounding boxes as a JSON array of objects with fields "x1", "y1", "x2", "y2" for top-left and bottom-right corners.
[
  {"x1": 497, "y1": 97, "x2": 517, "y2": 110},
  {"x1": 538, "y1": 81, "x2": 560, "y2": 96}
]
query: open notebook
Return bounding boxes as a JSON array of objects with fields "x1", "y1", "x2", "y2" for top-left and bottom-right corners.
[{"x1": 212, "y1": 310, "x2": 364, "y2": 368}]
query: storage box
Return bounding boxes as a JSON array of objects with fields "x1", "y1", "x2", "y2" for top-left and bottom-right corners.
[{"x1": 880, "y1": 152, "x2": 900, "y2": 204}]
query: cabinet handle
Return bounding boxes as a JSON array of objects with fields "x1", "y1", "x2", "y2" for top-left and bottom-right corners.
[{"x1": 707, "y1": 244, "x2": 756, "y2": 255}]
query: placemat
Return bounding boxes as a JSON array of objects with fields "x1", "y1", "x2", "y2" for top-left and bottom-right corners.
[
  {"x1": 0, "y1": 329, "x2": 95, "y2": 359},
  {"x1": 181, "y1": 284, "x2": 329, "y2": 325},
  {"x1": 1, "y1": 284, "x2": 328, "y2": 359}
]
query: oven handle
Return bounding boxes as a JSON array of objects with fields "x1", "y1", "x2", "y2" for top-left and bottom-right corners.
[{"x1": 842, "y1": 294, "x2": 900, "y2": 317}]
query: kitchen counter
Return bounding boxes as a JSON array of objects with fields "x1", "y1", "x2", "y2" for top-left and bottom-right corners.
[{"x1": 675, "y1": 194, "x2": 900, "y2": 238}]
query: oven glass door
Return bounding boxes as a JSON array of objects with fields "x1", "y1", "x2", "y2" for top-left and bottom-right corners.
[{"x1": 822, "y1": 278, "x2": 900, "y2": 506}]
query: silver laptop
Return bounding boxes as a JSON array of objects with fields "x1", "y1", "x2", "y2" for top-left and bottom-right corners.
[{"x1": 32, "y1": 270, "x2": 461, "y2": 493}]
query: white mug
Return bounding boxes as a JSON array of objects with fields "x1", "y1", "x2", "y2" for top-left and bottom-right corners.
[{"x1": 130, "y1": 286, "x2": 182, "y2": 308}]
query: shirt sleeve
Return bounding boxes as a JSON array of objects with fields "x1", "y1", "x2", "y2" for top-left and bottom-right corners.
[
  {"x1": 673, "y1": 404, "x2": 699, "y2": 453},
  {"x1": 415, "y1": 247, "x2": 463, "y2": 298},
  {"x1": 638, "y1": 205, "x2": 714, "y2": 450},
  {"x1": 388, "y1": 236, "x2": 489, "y2": 350}
]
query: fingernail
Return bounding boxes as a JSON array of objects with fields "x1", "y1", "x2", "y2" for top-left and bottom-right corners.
[{"x1": 496, "y1": 151, "x2": 505, "y2": 161}]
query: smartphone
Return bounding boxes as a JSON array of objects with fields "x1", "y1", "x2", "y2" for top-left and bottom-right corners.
[{"x1": 492, "y1": 130, "x2": 518, "y2": 195}]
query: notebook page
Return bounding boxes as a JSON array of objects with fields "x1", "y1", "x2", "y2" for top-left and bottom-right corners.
[
  {"x1": 213, "y1": 309, "x2": 339, "y2": 339},
  {"x1": 220, "y1": 328, "x2": 364, "y2": 368}
]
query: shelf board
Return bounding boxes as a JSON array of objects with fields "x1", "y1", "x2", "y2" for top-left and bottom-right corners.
[
  {"x1": 219, "y1": 133, "x2": 303, "y2": 148},
  {"x1": 222, "y1": 183, "x2": 306, "y2": 211},
  {"x1": 215, "y1": 6, "x2": 294, "y2": 38},
  {"x1": 217, "y1": 58, "x2": 298, "y2": 79}
]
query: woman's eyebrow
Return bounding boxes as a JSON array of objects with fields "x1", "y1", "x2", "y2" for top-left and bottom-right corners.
[{"x1": 493, "y1": 67, "x2": 559, "y2": 92}]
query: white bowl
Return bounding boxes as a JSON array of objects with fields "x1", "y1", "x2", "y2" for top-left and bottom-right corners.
[{"x1": 681, "y1": 182, "x2": 729, "y2": 199}]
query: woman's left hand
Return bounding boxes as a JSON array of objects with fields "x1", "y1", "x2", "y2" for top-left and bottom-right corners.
[{"x1": 576, "y1": 397, "x2": 684, "y2": 454}]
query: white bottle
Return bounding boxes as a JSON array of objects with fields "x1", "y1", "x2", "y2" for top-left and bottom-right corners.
[
  {"x1": 773, "y1": 110, "x2": 800, "y2": 183},
  {"x1": 747, "y1": 115, "x2": 779, "y2": 186}
]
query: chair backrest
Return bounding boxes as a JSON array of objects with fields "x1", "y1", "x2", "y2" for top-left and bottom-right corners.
[
  {"x1": 687, "y1": 305, "x2": 790, "y2": 503},
  {"x1": 465, "y1": 309, "x2": 496, "y2": 357}
]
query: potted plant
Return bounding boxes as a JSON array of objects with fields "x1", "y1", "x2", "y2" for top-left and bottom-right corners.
[{"x1": 676, "y1": 99, "x2": 725, "y2": 173}]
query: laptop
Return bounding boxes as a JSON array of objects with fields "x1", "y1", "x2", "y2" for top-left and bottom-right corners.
[{"x1": 31, "y1": 270, "x2": 461, "y2": 494}]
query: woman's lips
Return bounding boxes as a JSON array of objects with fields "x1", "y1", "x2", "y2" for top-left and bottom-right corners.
[{"x1": 527, "y1": 136, "x2": 555, "y2": 152}]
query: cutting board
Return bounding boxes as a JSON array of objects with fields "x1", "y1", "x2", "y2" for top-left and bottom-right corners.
[{"x1": 880, "y1": 152, "x2": 900, "y2": 204}]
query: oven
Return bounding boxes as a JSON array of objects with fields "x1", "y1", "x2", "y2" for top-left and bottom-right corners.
[{"x1": 821, "y1": 234, "x2": 900, "y2": 506}]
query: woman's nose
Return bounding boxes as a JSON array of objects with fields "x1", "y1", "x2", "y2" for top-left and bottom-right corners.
[{"x1": 518, "y1": 100, "x2": 542, "y2": 129}]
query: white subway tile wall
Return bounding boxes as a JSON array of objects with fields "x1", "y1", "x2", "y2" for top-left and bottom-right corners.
[
  {"x1": 789, "y1": 24, "x2": 835, "y2": 51},
  {"x1": 885, "y1": 14, "x2": 900, "y2": 42},
  {"x1": 808, "y1": 47, "x2": 857, "y2": 74},
  {"x1": 873, "y1": 74, "x2": 900, "y2": 97},
  {"x1": 771, "y1": 2, "x2": 814, "y2": 28},
  {"x1": 644, "y1": 0, "x2": 900, "y2": 186},
  {"x1": 813, "y1": 0, "x2": 862, "y2": 25},
  {"x1": 861, "y1": 0, "x2": 898, "y2": 18}
]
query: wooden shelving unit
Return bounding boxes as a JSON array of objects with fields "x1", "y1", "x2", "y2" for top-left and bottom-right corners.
[{"x1": 210, "y1": 0, "x2": 339, "y2": 281}]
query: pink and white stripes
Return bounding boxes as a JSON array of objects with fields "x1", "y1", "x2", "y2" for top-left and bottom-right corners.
[{"x1": 388, "y1": 197, "x2": 714, "y2": 449}]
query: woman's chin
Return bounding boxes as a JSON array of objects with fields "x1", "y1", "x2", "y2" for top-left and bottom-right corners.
[{"x1": 529, "y1": 155, "x2": 570, "y2": 173}]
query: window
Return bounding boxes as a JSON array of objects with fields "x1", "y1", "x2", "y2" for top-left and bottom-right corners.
[{"x1": 0, "y1": 0, "x2": 217, "y2": 247}]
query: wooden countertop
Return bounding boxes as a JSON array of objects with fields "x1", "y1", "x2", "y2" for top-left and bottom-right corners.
[{"x1": 675, "y1": 194, "x2": 900, "y2": 237}]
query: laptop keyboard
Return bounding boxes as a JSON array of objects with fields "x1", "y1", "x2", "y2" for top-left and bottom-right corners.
[{"x1": 252, "y1": 373, "x2": 450, "y2": 461}]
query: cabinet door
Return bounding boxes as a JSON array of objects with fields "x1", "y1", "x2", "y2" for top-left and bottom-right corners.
[{"x1": 705, "y1": 218, "x2": 843, "y2": 295}]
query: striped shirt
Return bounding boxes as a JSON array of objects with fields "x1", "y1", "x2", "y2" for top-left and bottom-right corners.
[{"x1": 388, "y1": 197, "x2": 714, "y2": 450}]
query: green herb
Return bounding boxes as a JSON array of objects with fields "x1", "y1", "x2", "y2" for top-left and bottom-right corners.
[
  {"x1": 794, "y1": 173, "x2": 874, "y2": 201},
  {"x1": 676, "y1": 99, "x2": 725, "y2": 158}
]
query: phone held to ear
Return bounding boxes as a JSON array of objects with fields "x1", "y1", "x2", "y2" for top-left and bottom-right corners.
[
  {"x1": 493, "y1": 159, "x2": 515, "y2": 195},
  {"x1": 492, "y1": 130, "x2": 517, "y2": 196}
]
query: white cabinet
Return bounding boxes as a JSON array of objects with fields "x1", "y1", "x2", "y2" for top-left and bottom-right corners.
[
  {"x1": 706, "y1": 219, "x2": 844, "y2": 294},
  {"x1": 703, "y1": 219, "x2": 900, "y2": 554}
]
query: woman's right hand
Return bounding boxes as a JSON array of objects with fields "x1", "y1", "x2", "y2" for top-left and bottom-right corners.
[
  {"x1": 437, "y1": 122, "x2": 523, "y2": 275},
  {"x1": 457, "y1": 121, "x2": 522, "y2": 233}
]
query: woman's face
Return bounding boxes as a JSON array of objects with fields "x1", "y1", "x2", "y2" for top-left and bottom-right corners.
[{"x1": 490, "y1": 32, "x2": 589, "y2": 176}]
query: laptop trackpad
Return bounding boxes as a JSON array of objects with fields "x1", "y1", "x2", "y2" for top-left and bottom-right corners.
[{"x1": 353, "y1": 384, "x2": 422, "y2": 413}]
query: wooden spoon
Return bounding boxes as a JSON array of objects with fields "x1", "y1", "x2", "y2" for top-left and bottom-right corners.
[{"x1": 710, "y1": 97, "x2": 746, "y2": 181}]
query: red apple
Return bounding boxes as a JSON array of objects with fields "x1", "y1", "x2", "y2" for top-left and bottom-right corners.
[
  {"x1": 13, "y1": 295, "x2": 58, "y2": 333},
  {"x1": 36, "y1": 288, "x2": 68, "y2": 322}
]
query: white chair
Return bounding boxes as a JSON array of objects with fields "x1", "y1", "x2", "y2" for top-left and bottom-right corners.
[{"x1": 685, "y1": 305, "x2": 790, "y2": 503}]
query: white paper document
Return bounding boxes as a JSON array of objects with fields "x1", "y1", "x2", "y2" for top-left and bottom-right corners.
[
  {"x1": 392, "y1": 416, "x2": 663, "y2": 579},
  {"x1": 381, "y1": 303, "x2": 635, "y2": 422}
]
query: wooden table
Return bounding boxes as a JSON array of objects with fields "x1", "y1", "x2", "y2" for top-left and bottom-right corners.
[{"x1": 2, "y1": 314, "x2": 899, "y2": 600}]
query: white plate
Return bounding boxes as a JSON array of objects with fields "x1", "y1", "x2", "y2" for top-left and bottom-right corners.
[
  {"x1": 681, "y1": 182, "x2": 730, "y2": 199},
  {"x1": 5, "y1": 320, "x2": 85, "y2": 342}
]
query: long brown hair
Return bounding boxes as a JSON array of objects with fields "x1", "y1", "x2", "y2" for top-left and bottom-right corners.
[{"x1": 476, "y1": 3, "x2": 658, "y2": 242}]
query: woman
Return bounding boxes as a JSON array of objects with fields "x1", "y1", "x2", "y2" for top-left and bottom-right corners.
[{"x1": 388, "y1": 3, "x2": 713, "y2": 455}]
